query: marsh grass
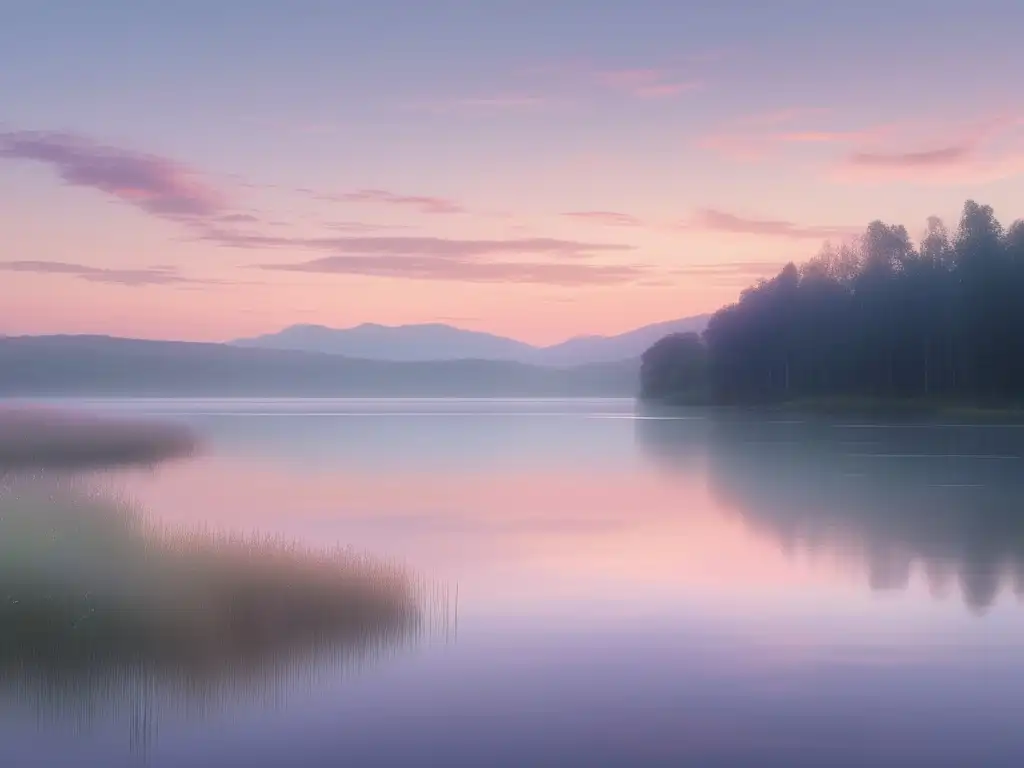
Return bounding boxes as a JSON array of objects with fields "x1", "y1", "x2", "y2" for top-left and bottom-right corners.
[{"x1": 0, "y1": 474, "x2": 443, "y2": 722}]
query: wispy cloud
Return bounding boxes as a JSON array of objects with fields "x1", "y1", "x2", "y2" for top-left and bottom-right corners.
[
  {"x1": 199, "y1": 228, "x2": 645, "y2": 286},
  {"x1": 519, "y1": 59, "x2": 703, "y2": 102},
  {"x1": 688, "y1": 209, "x2": 856, "y2": 240},
  {"x1": 323, "y1": 220, "x2": 417, "y2": 232},
  {"x1": 0, "y1": 260, "x2": 211, "y2": 286},
  {"x1": 832, "y1": 116, "x2": 1024, "y2": 183},
  {"x1": 698, "y1": 107, "x2": 894, "y2": 162},
  {"x1": 314, "y1": 188, "x2": 464, "y2": 215},
  {"x1": 846, "y1": 145, "x2": 971, "y2": 168},
  {"x1": 701, "y1": 131, "x2": 881, "y2": 161},
  {"x1": 0, "y1": 131, "x2": 227, "y2": 221},
  {"x1": 257, "y1": 255, "x2": 648, "y2": 286},
  {"x1": 217, "y1": 212, "x2": 261, "y2": 223},
  {"x1": 417, "y1": 59, "x2": 701, "y2": 113},
  {"x1": 597, "y1": 68, "x2": 700, "y2": 99},
  {"x1": 702, "y1": 109, "x2": 1024, "y2": 184},
  {"x1": 562, "y1": 211, "x2": 644, "y2": 227},
  {"x1": 204, "y1": 231, "x2": 632, "y2": 258}
]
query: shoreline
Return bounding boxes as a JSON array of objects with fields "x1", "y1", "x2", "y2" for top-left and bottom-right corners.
[{"x1": 637, "y1": 396, "x2": 1024, "y2": 423}]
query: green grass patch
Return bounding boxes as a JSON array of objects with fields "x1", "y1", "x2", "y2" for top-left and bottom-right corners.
[{"x1": 0, "y1": 475, "x2": 436, "y2": 695}]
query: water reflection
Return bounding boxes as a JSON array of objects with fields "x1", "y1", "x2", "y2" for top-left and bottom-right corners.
[
  {"x1": 9, "y1": 399, "x2": 1024, "y2": 766},
  {"x1": 637, "y1": 406, "x2": 1024, "y2": 613},
  {"x1": 0, "y1": 404, "x2": 197, "y2": 470},
  {"x1": 0, "y1": 429, "x2": 444, "y2": 754}
]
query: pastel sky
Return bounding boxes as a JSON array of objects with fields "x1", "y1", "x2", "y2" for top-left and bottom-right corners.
[{"x1": 2, "y1": 1, "x2": 1024, "y2": 344}]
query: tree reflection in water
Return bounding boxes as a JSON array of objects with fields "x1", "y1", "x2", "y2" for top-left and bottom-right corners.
[{"x1": 636, "y1": 404, "x2": 1024, "y2": 614}]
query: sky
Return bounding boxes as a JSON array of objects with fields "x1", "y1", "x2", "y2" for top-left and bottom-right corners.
[{"x1": 2, "y1": 0, "x2": 1024, "y2": 344}]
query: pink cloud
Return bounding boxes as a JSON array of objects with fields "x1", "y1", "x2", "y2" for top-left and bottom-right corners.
[
  {"x1": 258, "y1": 255, "x2": 648, "y2": 286},
  {"x1": 0, "y1": 131, "x2": 227, "y2": 221},
  {"x1": 703, "y1": 110, "x2": 1024, "y2": 183},
  {"x1": 698, "y1": 109, "x2": 897, "y2": 162},
  {"x1": 775, "y1": 130, "x2": 866, "y2": 144},
  {"x1": 847, "y1": 144, "x2": 972, "y2": 169},
  {"x1": 200, "y1": 226, "x2": 646, "y2": 286},
  {"x1": 205, "y1": 231, "x2": 634, "y2": 259},
  {"x1": 597, "y1": 68, "x2": 700, "y2": 99},
  {"x1": 834, "y1": 148, "x2": 1024, "y2": 185},
  {"x1": 0, "y1": 260, "x2": 212, "y2": 286},
  {"x1": 689, "y1": 209, "x2": 857, "y2": 240},
  {"x1": 323, "y1": 220, "x2": 416, "y2": 232},
  {"x1": 699, "y1": 126, "x2": 883, "y2": 162},
  {"x1": 562, "y1": 211, "x2": 643, "y2": 227},
  {"x1": 832, "y1": 115, "x2": 1024, "y2": 184},
  {"x1": 318, "y1": 188, "x2": 464, "y2": 215}
]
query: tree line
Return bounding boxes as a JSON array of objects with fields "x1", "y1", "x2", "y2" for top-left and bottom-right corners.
[{"x1": 640, "y1": 200, "x2": 1024, "y2": 405}]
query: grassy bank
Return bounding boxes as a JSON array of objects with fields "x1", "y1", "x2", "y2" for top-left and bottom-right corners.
[{"x1": 0, "y1": 475, "x2": 429, "y2": 691}]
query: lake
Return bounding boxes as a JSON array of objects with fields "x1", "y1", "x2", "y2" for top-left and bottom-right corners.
[{"x1": 4, "y1": 397, "x2": 1024, "y2": 767}]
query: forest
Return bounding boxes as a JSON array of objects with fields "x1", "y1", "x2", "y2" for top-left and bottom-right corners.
[{"x1": 640, "y1": 200, "x2": 1024, "y2": 406}]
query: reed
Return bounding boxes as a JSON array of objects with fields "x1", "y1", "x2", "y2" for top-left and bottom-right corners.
[{"x1": 0, "y1": 474, "x2": 428, "y2": 690}]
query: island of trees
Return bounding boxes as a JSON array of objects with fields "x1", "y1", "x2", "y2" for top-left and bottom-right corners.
[{"x1": 640, "y1": 200, "x2": 1024, "y2": 408}]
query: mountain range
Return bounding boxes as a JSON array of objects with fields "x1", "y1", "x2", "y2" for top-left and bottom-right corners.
[
  {"x1": 0, "y1": 316, "x2": 708, "y2": 397},
  {"x1": 0, "y1": 335, "x2": 640, "y2": 397},
  {"x1": 230, "y1": 314, "x2": 710, "y2": 366}
]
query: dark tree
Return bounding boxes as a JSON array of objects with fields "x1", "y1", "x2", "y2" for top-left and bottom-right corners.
[
  {"x1": 639, "y1": 332, "x2": 707, "y2": 401},
  {"x1": 642, "y1": 200, "x2": 1024, "y2": 407}
]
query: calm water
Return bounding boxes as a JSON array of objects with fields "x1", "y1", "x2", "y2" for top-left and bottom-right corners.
[{"x1": 5, "y1": 397, "x2": 1024, "y2": 766}]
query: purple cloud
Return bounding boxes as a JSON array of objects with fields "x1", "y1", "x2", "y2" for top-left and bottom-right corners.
[
  {"x1": 203, "y1": 230, "x2": 633, "y2": 258},
  {"x1": 199, "y1": 224, "x2": 642, "y2": 285},
  {"x1": 257, "y1": 254, "x2": 648, "y2": 286},
  {"x1": 217, "y1": 212, "x2": 261, "y2": 223},
  {"x1": 0, "y1": 260, "x2": 210, "y2": 286},
  {"x1": 845, "y1": 144, "x2": 972, "y2": 169},
  {"x1": 323, "y1": 220, "x2": 417, "y2": 232},
  {"x1": 318, "y1": 188, "x2": 465, "y2": 215},
  {"x1": 563, "y1": 211, "x2": 644, "y2": 227},
  {"x1": 690, "y1": 209, "x2": 856, "y2": 240},
  {"x1": 0, "y1": 131, "x2": 227, "y2": 221}
]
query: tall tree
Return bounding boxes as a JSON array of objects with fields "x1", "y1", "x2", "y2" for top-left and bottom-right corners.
[{"x1": 642, "y1": 200, "x2": 1024, "y2": 407}]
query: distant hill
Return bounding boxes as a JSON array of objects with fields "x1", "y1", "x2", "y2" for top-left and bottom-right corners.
[
  {"x1": 231, "y1": 315, "x2": 711, "y2": 366},
  {"x1": 231, "y1": 322, "x2": 539, "y2": 363},
  {"x1": 532, "y1": 315, "x2": 711, "y2": 366},
  {"x1": 0, "y1": 335, "x2": 639, "y2": 397}
]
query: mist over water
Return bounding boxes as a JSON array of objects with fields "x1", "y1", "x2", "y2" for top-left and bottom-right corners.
[{"x1": 6, "y1": 398, "x2": 1024, "y2": 766}]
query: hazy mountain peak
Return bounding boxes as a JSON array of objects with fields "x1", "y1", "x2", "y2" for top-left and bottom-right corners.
[{"x1": 230, "y1": 315, "x2": 710, "y2": 366}]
